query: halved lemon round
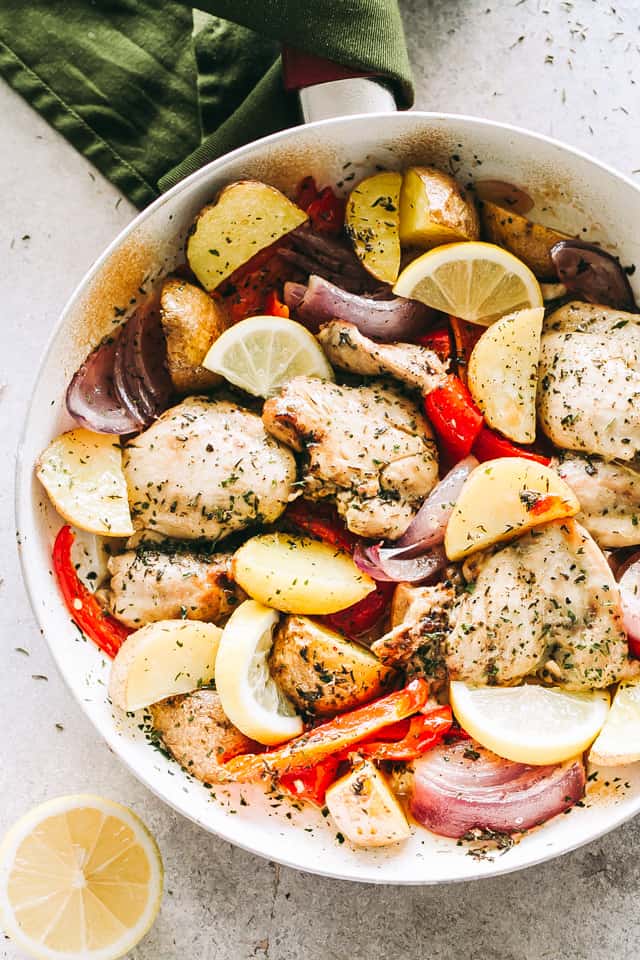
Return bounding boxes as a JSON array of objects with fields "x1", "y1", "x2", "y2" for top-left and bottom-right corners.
[
  {"x1": 590, "y1": 682, "x2": 640, "y2": 766},
  {"x1": 215, "y1": 599, "x2": 303, "y2": 745},
  {"x1": 202, "y1": 315, "x2": 334, "y2": 398},
  {"x1": 450, "y1": 681, "x2": 610, "y2": 765},
  {"x1": 393, "y1": 241, "x2": 542, "y2": 325},
  {"x1": 0, "y1": 795, "x2": 163, "y2": 960}
]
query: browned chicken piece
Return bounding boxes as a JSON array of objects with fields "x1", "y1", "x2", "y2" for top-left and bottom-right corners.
[
  {"x1": 316, "y1": 320, "x2": 447, "y2": 394},
  {"x1": 160, "y1": 279, "x2": 229, "y2": 394},
  {"x1": 123, "y1": 397, "x2": 296, "y2": 540},
  {"x1": 554, "y1": 452, "x2": 640, "y2": 548},
  {"x1": 263, "y1": 377, "x2": 439, "y2": 539},
  {"x1": 150, "y1": 689, "x2": 254, "y2": 784},
  {"x1": 107, "y1": 547, "x2": 244, "y2": 628},
  {"x1": 371, "y1": 582, "x2": 454, "y2": 683},
  {"x1": 447, "y1": 520, "x2": 637, "y2": 689}
]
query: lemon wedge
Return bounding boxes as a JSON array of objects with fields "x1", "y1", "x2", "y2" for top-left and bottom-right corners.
[
  {"x1": 590, "y1": 682, "x2": 640, "y2": 766},
  {"x1": 37, "y1": 429, "x2": 134, "y2": 537},
  {"x1": 450, "y1": 681, "x2": 610, "y2": 765},
  {"x1": 202, "y1": 315, "x2": 334, "y2": 398},
  {"x1": 393, "y1": 241, "x2": 542, "y2": 325},
  {"x1": 215, "y1": 599, "x2": 303, "y2": 745},
  {"x1": 0, "y1": 795, "x2": 163, "y2": 960}
]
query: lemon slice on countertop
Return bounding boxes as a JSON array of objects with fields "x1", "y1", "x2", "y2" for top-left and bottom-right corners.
[
  {"x1": 215, "y1": 599, "x2": 304, "y2": 745},
  {"x1": 590, "y1": 682, "x2": 640, "y2": 766},
  {"x1": 202, "y1": 315, "x2": 334, "y2": 398},
  {"x1": 450, "y1": 681, "x2": 610, "y2": 765},
  {"x1": 0, "y1": 795, "x2": 163, "y2": 960},
  {"x1": 393, "y1": 241, "x2": 542, "y2": 325}
]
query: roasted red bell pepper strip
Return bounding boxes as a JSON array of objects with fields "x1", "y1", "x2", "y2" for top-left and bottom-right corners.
[
  {"x1": 472, "y1": 426, "x2": 551, "y2": 466},
  {"x1": 285, "y1": 499, "x2": 357, "y2": 553},
  {"x1": 264, "y1": 289, "x2": 290, "y2": 318},
  {"x1": 357, "y1": 706, "x2": 452, "y2": 761},
  {"x1": 414, "y1": 324, "x2": 452, "y2": 362},
  {"x1": 52, "y1": 525, "x2": 131, "y2": 658},
  {"x1": 424, "y1": 374, "x2": 484, "y2": 463},
  {"x1": 223, "y1": 678, "x2": 430, "y2": 781},
  {"x1": 279, "y1": 755, "x2": 341, "y2": 806},
  {"x1": 321, "y1": 581, "x2": 394, "y2": 639},
  {"x1": 296, "y1": 176, "x2": 345, "y2": 236}
]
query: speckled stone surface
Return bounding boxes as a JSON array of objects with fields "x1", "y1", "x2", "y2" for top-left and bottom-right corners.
[{"x1": 1, "y1": 1, "x2": 639, "y2": 957}]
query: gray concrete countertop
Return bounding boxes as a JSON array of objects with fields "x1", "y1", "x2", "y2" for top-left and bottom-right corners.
[{"x1": 1, "y1": 1, "x2": 638, "y2": 957}]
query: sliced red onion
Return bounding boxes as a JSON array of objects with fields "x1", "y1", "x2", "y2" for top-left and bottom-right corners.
[
  {"x1": 285, "y1": 275, "x2": 430, "y2": 341},
  {"x1": 395, "y1": 456, "x2": 478, "y2": 550},
  {"x1": 279, "y1": 226, "x2": 375, "y2": 293},
  {"x1": 410, "y1": 740, "x2": 586, "y2": 838},
  {"x1": 67, "y1": 300, "x2": 172, "y2": 435},
  {"x1": 618, "y1": 557, "x2": 640, "y2": 650},
  {"x1": 354, "y1": 541, "x2": 448, "y2": 584},
  {"x1": 66, "y1": 334, "x2": 143, "y2": 435},
  {"x1": 550, "y1": 240, "x2": 637, "y2": 312}
]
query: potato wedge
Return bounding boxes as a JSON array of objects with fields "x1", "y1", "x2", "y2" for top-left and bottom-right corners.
[
  {"x1": 325, "y1": 759, "x2": 410, "y2": 848},
  {"x1": 160, "y1": 279, "x2": 228, "y2": 393},
  {"x1": 480, "y1": 200, "x2": 570, "y2": 280},
  {"x1": 399, "y1": 166, "x2": 479, "y2": 249},
  {"x1": 186, "y1": 180, "x2": 308, "y2": 291},
  {"x1": 37, "y1": 428, "x2": 133, "y2": 537},
  {"x1": 444, "y1": 458, "x2": 580, "y2": 561},
  {"x1": 232, "y1": 533, "x2": 375, "y2": 615},
  {"x1": 590, "y1": 682, "x2": 640, "y2": 766},
  {"x1": 109, "y1": 619, "x2": 221, "y2": 712},
  {"x1": 467, "y1": 307, "x2": 544, "y2": 443},
  {"x1": 345, "y1": 171, "x2": 402, "y2": 282},
  {"x1": 269, "y1": 616, "x2": 393, "y2": 716}
]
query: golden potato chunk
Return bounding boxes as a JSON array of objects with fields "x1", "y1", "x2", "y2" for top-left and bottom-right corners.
[
  {"x1": 345, "y1": 171, "x2": 402, "y2": 283},
  {"x1": 186, "y1": 180, "x2": 307, "y2": 291},
  {"x1": 269, "y1": 616, "x2": 393, "y2": 716},
  {"x1": 160, "y1": 279, "x2": 228, "y2": 393},
  {"x1": 399, "y1": 166, "x2": 479, "y2": 249},
  {"x1": 480, "y1": 200, "x2": 570, "y2": 280}
]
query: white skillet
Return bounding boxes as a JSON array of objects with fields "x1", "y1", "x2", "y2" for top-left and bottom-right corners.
[{"x1": 16, "y1": 75, "x2": 640, "y2": 883}]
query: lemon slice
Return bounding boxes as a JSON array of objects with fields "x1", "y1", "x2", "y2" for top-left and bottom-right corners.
[
  {"x1": 202, "y1": 315, "x2": 334, "y2": 398},
  {"x1": 590, "y1": 682, "x2": 640, "y2": 766},
  {"x1": 215, "y1": 599, "x2": 303, "y2": 745},
  {"x1": 393, "y1": 241, "x2": 542, "y2": 325},
  {"x1": 0, "y1": 795, "x2": 163, "y2": 960},
  {"x1": 450, "y1": 681, "x2": 610, "y2": 765}
]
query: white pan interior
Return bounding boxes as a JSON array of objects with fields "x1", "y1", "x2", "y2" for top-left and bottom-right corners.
[{"x1": 16, "y1": 112, "x2": 640, "y2": 884}]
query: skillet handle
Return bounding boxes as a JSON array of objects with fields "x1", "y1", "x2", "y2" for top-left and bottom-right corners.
[{"x1": 282, "y1": 46, "x2": 397, "y2": 123}]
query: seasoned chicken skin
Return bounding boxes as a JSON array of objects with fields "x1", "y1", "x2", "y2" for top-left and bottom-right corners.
[
  {"x1": 538, "y1": 302, "x2": 640, "y2": 460},
  {"x1": 316, "y1": 320, "x2": 447, "y2": 394},
  {"x1": 372, "y1": 582, "x2": 453, "y2": 684},
  {"x1": 107, "y1": 547, "x2": 244, "y2": 628},
  {"x1": 447, "y1": 520, "x2": 635, "y2": 689},
  {"x1": 555, "y1": 453, "x2": 640, "y2": 548},
  {"x1": 150, "y1": 690, "x2": 253, "y2": 783},
  {"x1": 123, "y1": 397, "x2": 296, "y2": 540},
  {"x1": 263, "y1": 377, "x2": 438, "y2": 539}
]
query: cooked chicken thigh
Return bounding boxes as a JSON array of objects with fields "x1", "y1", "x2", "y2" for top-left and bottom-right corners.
[
  {"x1": 316, "y1": 320, "x2": 447, "y2": 394},
  {"x1": 447, "y1": 520, "x2": 634, "y2": 689},
  {"x1": 263, "y1": 377, "x2": 439, "y2": 539},
  {"x1": 123, "y1": 397, "x2": 296, "y2": 540},
  {"x1": 150, "y1": 690, "x2": 254, "y2": 783},
  {"x1": 372, "y1": 582, "x2": 453, "y2": 684},
  {"x1": 555, "y1": 453, "x2": 640, "y2": 548},
  {"x1": 107, "y1": 547, "x2": 244, "y2": 628},
  {"x1": 538, "y1": 302, "x2": 640, "y2": 460}
]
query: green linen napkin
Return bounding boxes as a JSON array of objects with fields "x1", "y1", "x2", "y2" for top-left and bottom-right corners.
[{"x1": 0, "y1": 1, "x2": 413, "y2": 208}]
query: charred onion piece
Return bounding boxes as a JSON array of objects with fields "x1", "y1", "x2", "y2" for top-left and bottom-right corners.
[
  {"x1": 67, "y1": 300, "x2": 172, "y2": 435},
  {"x1": 410, "y1": 739, "x2": 586, "y2": 838},
  {"x1": 395, "y1": 456, "x2": 478, "y2": 550},
  {"x1": 550, "y1": 240, "x2": 637, "y2": 311},
  {"x1": 353, "y1": 541, "x2": 448, "y2": 584},
  {"x1": 284, "y1": 274, "x2": 429, "y2": 341}
]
